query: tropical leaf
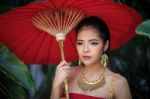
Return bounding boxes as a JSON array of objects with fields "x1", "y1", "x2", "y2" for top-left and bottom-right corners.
[
  {"x1": 136, "y1": 20, "x2": 150, "y2": 39},
  {"x1": 0, "y1": 71, "x2": 27, "y2": 99},
  {"x1": 0, "y1": 44, "x2": 35, "y2": 96}
]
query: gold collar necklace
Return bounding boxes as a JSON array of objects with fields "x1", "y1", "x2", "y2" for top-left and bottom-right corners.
[{"x1": 77, "y1": 68, "x2": 106, "y2": 91}]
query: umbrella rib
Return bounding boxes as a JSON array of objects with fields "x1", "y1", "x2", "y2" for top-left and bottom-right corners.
[
  {"x1": 32, "y1": 17, "x2": 50, "y2": 33},
  {"x1": 69, "y1": 11, "x2": 83, "y2": 31},
  {"x1": 50, "y1": 13, "x2": 58, "y2": 34},
  {"x1": 46, "y1": 12, "x2": 58, "y2": 35}
]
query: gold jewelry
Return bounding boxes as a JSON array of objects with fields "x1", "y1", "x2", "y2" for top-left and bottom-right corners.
[
  {"x1": 101, "y1": 53, "x2": 108, "y2": 68},
  {"x1": 78, "y1": 60, "x2": 82, "y2": 65},
  {"x1": 77, "y1": 68, "x2": 106, "y2": 91}
]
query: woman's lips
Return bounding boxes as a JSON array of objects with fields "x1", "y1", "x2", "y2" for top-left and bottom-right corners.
[{"x1": 83, "y1": 56, "x2": 92, "y2": 60}]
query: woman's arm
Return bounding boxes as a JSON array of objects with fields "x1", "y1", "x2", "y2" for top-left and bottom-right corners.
[
  {"x1": 50, "y1": 61, "x2": 71, "y2": 99},
  {"x1": 114, "y1": 75, "x2": 132, "y2": 99},
  {"x1": 50, "y1": 85, "x2": 62, "y2": 99}
]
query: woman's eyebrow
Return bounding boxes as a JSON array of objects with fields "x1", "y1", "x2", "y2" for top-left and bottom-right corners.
[{"x1": 77, "y1": 39, "x2": 100, "y2": 42}]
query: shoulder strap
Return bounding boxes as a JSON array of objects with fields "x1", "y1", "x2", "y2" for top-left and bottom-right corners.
[{"x1": 108, "y1": 74, "x2": 117, "y2": 99}]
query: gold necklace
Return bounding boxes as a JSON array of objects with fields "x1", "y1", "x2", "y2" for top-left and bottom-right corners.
[{"x1": 77, "y1": 68, "x2": 106, "y2": 91}]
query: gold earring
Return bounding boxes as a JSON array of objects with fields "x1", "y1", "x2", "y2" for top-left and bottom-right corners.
[
  {"x1": 101, "y1": 53, "x2": 108, "y2": 68},
  {"x1": 78, "y1": 60, "x2": 82, "y2": 65}
]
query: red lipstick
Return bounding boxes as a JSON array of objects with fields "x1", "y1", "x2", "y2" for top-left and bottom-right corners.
[{"x1": 83, "y1": 56, "x2": 91, "y2": 60}]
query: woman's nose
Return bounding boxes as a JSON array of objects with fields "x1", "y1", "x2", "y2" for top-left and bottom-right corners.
[{"x1": 83, "y1": 44, "x2": 90, "y2": 53}]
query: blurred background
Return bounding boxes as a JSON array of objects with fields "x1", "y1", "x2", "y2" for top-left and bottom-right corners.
[{"x1": 0, "y1": 0, "x2": 150, "y2": 99}]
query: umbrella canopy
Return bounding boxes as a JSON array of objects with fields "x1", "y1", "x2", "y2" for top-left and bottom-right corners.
[{"x1": 0, "y1": 0, "x2": 142, "y2": 64}]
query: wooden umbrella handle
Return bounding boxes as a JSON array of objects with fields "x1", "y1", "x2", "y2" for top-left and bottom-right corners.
[
  {"x1": 58, "y1": 40, "x2": 69, "y2": 99},
  {"x1": 59, "y1": 40, "x2": 65, "y2": 61},
  {"x1": 64, "y1": 79, "x2": 69, "y2": 99}
]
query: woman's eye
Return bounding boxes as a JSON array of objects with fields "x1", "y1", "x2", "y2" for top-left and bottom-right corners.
[
  {"x1": 91, "y1": 42, "x2": 98, "y2": 45},
  {"x1": 77, "y1": 42, "x2": 83, "y2": 45}
]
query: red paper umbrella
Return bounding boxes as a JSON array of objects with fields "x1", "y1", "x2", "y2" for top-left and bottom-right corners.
[{"x1": 0, "y1": 0, "x2": 142, "y2": 64}]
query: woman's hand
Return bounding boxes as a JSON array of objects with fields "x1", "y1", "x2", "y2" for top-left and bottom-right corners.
[
  {"x1": 50, "y1": 61, "x2": 71, "y2": 99},
  {"x1": 53, "y1": 61, "x2": 71, "y2": 88}
]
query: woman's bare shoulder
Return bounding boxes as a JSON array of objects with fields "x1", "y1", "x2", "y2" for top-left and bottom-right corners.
[
  {"x1": 113, "y1": 73, "x2": 132, "y2": 96},
  {"x1": 114, "y1": 73, "x2": 128, "y2": 85},
  {"x1": 105, "y1": 69, "x2": 128, "y2": 86},
  {"x1": 113, "y1": 74, "x2": 132, "y2": 99},
  {"x1": 106, "y1": 69, "x2": 126, "y2": 79}
]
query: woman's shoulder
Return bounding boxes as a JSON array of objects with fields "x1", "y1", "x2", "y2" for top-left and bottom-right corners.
[
  {"x1": 106, "y1": 69, "x2": 127, "y2": 81},
  {"x1": 113, "y1": 73, "x2": 128, "y2": 86},
  {"x1": 107, "y1": 71, "x2": 131, "y2": 98},
  {"x1": 105, "y1": 69, "x2": 128, "y2": 87},
  {"x1": 112, "y1": 74, "x2": 132, "y2": 99}
]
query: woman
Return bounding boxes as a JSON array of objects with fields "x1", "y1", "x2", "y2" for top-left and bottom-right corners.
[{"x1": 50, "y1": 16, "x2": 132, "y2": 99}]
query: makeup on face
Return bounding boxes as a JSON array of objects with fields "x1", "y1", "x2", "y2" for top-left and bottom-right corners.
[{"x1": 76, "y1": 28, "x2": 106, "y2": 66}]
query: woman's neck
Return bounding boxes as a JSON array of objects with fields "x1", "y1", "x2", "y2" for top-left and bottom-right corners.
[{"x1": 82, "y1": 61, "x2": 105, "y2": 77}]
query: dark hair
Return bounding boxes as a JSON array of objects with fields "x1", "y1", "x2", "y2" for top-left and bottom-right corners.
[{"x1": 76, "y1": 16, "x2": 110, "y2": 50}]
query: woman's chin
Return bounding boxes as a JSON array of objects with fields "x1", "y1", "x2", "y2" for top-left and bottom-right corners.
[{"x1": 82, "y1": 61, "x2": 93, "y2": 66}]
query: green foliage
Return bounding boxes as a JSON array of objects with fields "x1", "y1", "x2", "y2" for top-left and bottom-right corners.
[
  {"x1": 0, "y1": 44, "x2": 35, "y2": 99},
  {"x1": 115, "y1": 0, "x2": 150, "y2": 19},
  {"x1": 0, "y1": 0, "x2": 35, "y2": 14},
  {"x1": 0, "y1": 71, "x2": 27, "y2": 99},
  {"x1": 136, "y1": 20, "x2": 150, "y2": 38}
]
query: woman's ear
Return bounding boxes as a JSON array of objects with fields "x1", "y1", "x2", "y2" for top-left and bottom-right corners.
[{"x1": 104, "y1": 40, "x2": 109, "y2": 52}]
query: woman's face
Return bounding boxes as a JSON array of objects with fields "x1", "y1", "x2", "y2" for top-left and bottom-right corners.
[{"x1": 76, "y1": 27, "x2": 108, "y2": 66}]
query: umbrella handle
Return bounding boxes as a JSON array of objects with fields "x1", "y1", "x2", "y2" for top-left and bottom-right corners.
[
  {"x1": 64, "y1": 79, "x2": 69, "y2": 99},
  {"x1": 58, "y1": 40, "x2": 69, "y2": 99},
  {"x1": 58, "y1": 40, "x2": 65, "y2": 61}
]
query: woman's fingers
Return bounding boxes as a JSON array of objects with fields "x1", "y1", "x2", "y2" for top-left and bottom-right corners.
[
  {"x1": 56, "y1": 61, "x2": 71, "y2": 77},
  {"x1": 62, "y1": 66, "x2": 71, "y2": 76},
  {"x1": 53, "y1": 61, "x2": 71, "y2": 87},
  {"x1": 57, "y1": 61, "x2": 69, "y2": 68}
]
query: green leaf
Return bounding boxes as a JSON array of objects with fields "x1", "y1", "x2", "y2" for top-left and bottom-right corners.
[
  {"x1": 0, "y1": 44, "x2": 35, "y2": 96},
  {"x1": 136, "y1": 20, "x2": 150, "y2": 39},
  {"x1": 0, "y1": 71, "x2": 27, "y2": 99}
]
